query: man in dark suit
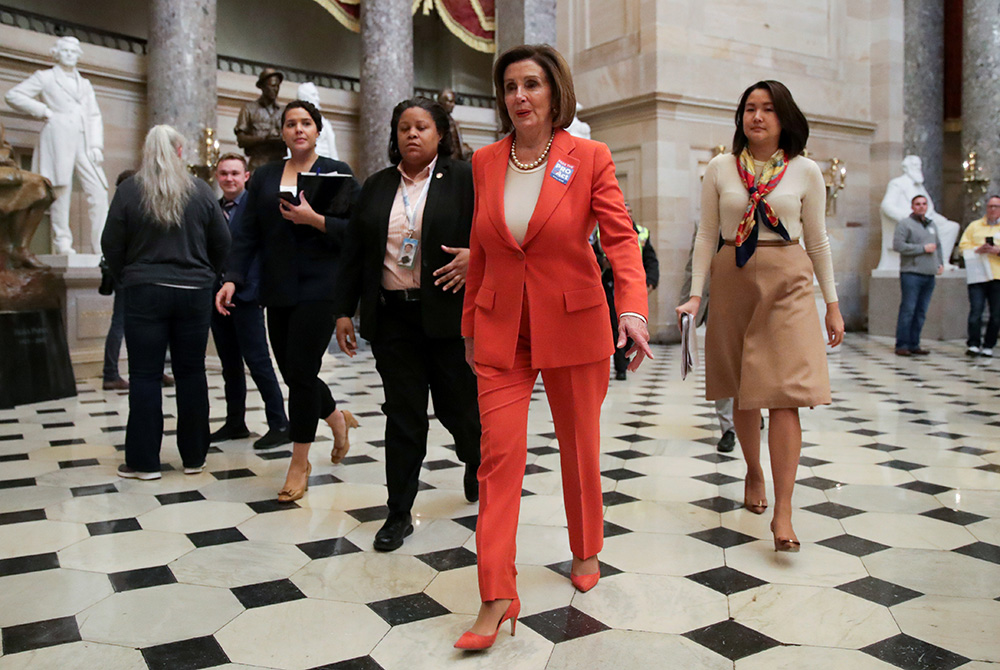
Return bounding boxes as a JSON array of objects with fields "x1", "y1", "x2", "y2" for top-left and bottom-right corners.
[{"x1": 210, "y1": 153, "x2": 290, "y2": 449}]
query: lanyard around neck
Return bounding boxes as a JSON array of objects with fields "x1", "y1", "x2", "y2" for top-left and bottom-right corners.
[{"x1": 400, "y1": 174, "x2": 432, "y2": 236}]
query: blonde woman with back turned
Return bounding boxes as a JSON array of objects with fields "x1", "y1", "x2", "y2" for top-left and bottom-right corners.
[{"x1": 102, "y1": 125, "x2": 231, "y2": 480}]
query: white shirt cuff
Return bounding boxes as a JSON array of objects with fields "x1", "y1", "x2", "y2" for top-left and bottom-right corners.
[{"x1": 619, "y1": 312, "x2": 646, "y2": 323}]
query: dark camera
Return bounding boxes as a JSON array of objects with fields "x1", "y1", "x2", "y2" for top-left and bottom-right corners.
[
  {"x1": 987, "y1": 236, "x2": 995, "y2": 247},
  {"x1": 98, "y1": 257, "x2": 115, "y2": 296}
]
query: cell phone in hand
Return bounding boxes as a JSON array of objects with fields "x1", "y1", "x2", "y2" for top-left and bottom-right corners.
[
  {"x1": 986, "y1": 236, "x2": 995, "y2": 246},
  {"x1": 278, "y1": 191, "x2": 299, "y2": 206}
]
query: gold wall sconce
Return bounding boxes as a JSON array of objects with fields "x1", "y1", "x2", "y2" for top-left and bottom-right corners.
[
  {"x1": 963, "y1": 150, "x2": 990, "y2": 213},
  {"x1": 188, "y1": 128, "x2": 220, "y2": 182}
]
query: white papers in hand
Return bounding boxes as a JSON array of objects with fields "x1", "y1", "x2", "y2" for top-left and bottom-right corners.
[
  {"x1": 963, "y1": 250, "x2": 994, "y2": 285},
  {"x1": 680, "y1": 312, "x2": 698, "y2": 380}
]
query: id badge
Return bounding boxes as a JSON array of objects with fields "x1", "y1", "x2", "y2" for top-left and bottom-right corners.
[{"x1": 397, "y1": 237, "x2": 419, "y2": 269}]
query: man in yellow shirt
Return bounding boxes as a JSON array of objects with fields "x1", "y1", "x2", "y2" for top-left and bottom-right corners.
[{"x1": 959, "y1": 195, "x2": 1000, "y2": 357}]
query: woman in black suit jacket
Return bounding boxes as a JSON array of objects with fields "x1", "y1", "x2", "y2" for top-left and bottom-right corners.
[
  {"x1": 334, "y1": 97, "x2": 481, "y2": 552},
  {"x1": 217, "y1": 100, "x2": 361, "y2": 502}
]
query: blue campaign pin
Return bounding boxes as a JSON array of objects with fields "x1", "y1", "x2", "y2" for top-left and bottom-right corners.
[{"x1": 550, "y1": 160, "x2": 574, "y2": 184}]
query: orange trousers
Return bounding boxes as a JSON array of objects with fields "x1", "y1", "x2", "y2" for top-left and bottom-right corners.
[{"x1": 474, "y1": 301, "x2": 609, "y2": 601}]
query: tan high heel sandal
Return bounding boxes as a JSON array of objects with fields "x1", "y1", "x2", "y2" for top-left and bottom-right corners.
[
  {"x1": 278, "y1": 462, "x2": 311, "y2": 503},
  {"x1": 330, "y1": 410, "x2": 359, "y2": 464}
]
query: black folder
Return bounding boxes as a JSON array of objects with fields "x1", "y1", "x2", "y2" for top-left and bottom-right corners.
[{"x1": 279, "y1": 172, "x2": 352, "y2": 216}]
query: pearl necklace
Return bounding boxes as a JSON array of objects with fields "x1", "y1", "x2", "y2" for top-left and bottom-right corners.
[{"x1": 510, "y1": 131, "x2": 554, "y2": 170}]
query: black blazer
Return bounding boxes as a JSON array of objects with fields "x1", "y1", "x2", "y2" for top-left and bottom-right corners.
[
  {"x1": 334, "y1": 155, "x2": 474, "y2": 340},
  {"x1": 224, "y1": 156, "x2": 361, "y2": 307}
]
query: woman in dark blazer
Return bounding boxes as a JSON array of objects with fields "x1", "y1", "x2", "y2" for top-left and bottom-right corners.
[
  {"x1": 334, "y1": 97, "x2": 481, "y2": 553},
  {"x1": 217, "y1": 100, "x2": 361, "y2": 502}
]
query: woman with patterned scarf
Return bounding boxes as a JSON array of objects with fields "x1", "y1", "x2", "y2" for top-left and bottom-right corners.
[{"x1": 677, "y1": 81, "x2": 845, "y2": 552}]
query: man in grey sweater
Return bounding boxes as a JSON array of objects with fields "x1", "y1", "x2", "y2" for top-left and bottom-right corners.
[{"x1": 893, "y1": 195, "x2": 944, "y2": 356}]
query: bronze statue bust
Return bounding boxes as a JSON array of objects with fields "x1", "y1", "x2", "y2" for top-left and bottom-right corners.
[{"x1": 235, "y1": 68, "x2": 287, "y2": 172}]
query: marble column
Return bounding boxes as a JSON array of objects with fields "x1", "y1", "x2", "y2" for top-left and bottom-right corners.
[
  {"x1": 495, "y1": 0, "x2": 557, "y2": 57},
  {"x1": 147, "y1": 0, "x2": 218, "y2": 160},
  {"x1": 359, "y1": 0, "x2": 413, "y2": 180},
  {"x1": 963, "y1": 0, "x2": 1000, "y2": 214},
  {"x1": 903, "y1": 0, "x2": 944, "y2": 204}
]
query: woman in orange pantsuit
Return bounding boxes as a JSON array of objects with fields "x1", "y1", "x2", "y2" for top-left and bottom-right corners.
[{"x1": 454, "y1": 44, "x2": 652, "y2": 651}]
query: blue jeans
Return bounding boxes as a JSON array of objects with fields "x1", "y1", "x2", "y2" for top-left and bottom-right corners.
[
  {"x1": 967, "y1": 280, "x2": 1000, "y2": 349},
  {"x1": 895, "y1": 272, "x2": 936, "y2": 350},
  {"x1": 210, "y1": 299, "x2": 288, "y2": 431},
  {"x1": 124, "y1": 284, "x2": 212, "y2": 472},
  {"x1": 102, "y1": 284, "x2": 125, "y2": 381}
]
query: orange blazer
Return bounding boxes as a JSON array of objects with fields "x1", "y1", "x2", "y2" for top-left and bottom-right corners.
[{"x1": 462, "y1": 129, "x2": 648, "y2": 370}]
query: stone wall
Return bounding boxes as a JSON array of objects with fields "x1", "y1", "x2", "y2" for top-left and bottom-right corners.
[{"x1": 560, "y1": 0, "x2": 904, "y2": 339}]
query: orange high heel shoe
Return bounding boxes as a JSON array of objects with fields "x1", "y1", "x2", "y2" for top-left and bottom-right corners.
[
  {"x1": 278, "y1": 462, "x2": 311, "y2": 503},
  {"x1": 330, "y1": 410, "x2": 359, "y2": 464},
  {"x1": 570, "y1": 571, "x2": 600, "y2": 593},
  {"x1": 454, "y1": 598, "x2": 520, "y2": 650},
  {"x1": 770, "y1": 520, "x2": 800, "y2": 552}
]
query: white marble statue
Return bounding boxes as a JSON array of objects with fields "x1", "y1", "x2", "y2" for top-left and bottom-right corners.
[
  {"x1": 4, "y1": 36, "x2": 108, "y2": 255},
  {"x1": 295, "y1": 82, "x2": 339, "y2": 160},
  {"x1": 878, "y1": 155, "x2": 959, "y2": 272},
  {"x1": 567, "y1": 102, "x2": 591, "y2": 140}
]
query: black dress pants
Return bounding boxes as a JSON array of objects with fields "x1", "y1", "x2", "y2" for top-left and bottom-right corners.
[
  {"x1": 124, "y1": 284, "x2": 212, "y2": 471},
  {"x1": 266, "y1": 301, "x2": 337, "y2": 443},
  {"x1": 370, "y1": 299, "x2": 481, "y2": 517}
]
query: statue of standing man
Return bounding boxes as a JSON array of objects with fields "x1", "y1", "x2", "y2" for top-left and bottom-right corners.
[
  {"x1": 5, "y1": 36, "x2": 109, "y2": 255},
  {"x1": 235, "y1": 68, "x2": 286, "y2": 172},
  {"x1": 436, "y1": 89, "x2": 468, "y2": 161}
]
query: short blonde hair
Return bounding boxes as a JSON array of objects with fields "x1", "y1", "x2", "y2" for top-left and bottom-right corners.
[{"x1": 493, "y1": 44, "x2": 577, "y2": 135}]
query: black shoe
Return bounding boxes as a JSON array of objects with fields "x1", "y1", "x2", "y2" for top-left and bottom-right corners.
[
  {"x1": 254, "y1": 427, "x2": 291, "y2": 450},
  {"x1": 717, "y1": 430, "x2": 735, "y2": 453},
  {"x1": 210, "y1": 424, "x2": 251, "y2": 443},
  {"x1": 464, "y1": 463, "x2": 480, "y2": 503},
  {"x1": 373, "y1": 514, "x2": 413, "y2": 552},
  {"x1": 615, "y1": 370, "x2": 627, "y2": 380}
]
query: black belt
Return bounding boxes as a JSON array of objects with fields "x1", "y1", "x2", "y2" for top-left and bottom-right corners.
[{"x1": 380, "y1": 288, "x2": 421, "y2": 304}]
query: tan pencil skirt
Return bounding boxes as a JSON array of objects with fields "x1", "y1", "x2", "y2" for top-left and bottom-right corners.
[{"x1": 704, "y1": 242, "x2": 831, "y2": 410}]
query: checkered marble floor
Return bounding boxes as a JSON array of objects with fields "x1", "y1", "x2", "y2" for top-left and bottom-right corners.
[{"x1": 0, "y1": 334, "x2": 998, "y2": 670}]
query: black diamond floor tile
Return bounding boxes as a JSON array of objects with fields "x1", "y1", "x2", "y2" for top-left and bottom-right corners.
[
  {"x1": 693, "y1": 452, "x2": 738, "y2": 464},
  {"x1": 835, "y1": 576, "x2": 923, "y2": 607},
  {"x1": 0, "y1": 453, "x2": 29, "y2": 462},
  {"x1": 367, "y1": 592, "x2": 449, "y2": 626},
  {"x1": 919, "y1": 507, "x2": 988, "y2": 526},
  {"x1": 897, "y1": 480, "x2": 951, "y2": 495},
  {"x1": 686, "y1": 566, "x2": 767, "y2": 596},
  {"x1": 1, "y1": 615, "x2": 81, "y2": 654},
  {"x1": 952, "y1": 541, "x2": 1000, "y2": 565},
  {"x1": 310, "y1": 656, "x2": 385, "y2": 670},
  {"x1": 817, "y1": 534, "x2": 890, "y2": 556},
  {"x1": 0, "y1": 477, "x2": 36, "y2": 490},
  {"x1": 796, "y1": 476, "x2": 841, "y2": 490},
  {"x1": 210, "y1": 468, "x2": 256, "y2": 480},
  {"x1": 187, "y1": 527, "x2": 247, "y2": 548},
  {"x1": 141, "y1": 635, "x2": 230, "y2": 670},
  {"x1": 70, "y1": 483, "x2": 118, "y2": 497},
  {"x1": 682, "y1": 619, "x2": 780, "y2": 661},
  {"x1": 691, "y1": 496, "x2": 744, "y2": 513},
  {"x1": 58, "y1": 457, "x2": 99, "y2": 468},
  {"x1": 546, "y1": 560, "x2": 623, "y2": 581},
  {"x1": 693, "y1": 472, "x2": 743, "y2": 486},
  {"x1": 415, "y1": 547, "x2": 478, "y2": 572},
  {"x1": 602, "y1": 491, "x2": 638, "y2": 507},
  {"x1": 248, "y1": 498, "x2": 300, "y2": 514},
  {"x1": 0, "y1": 508, "x2": 46, "y2": 526},
  {"x1": 802, "y1": 502, "x2": 866, "y2": 519},
  {"x1": 860, "y1": 633, "x2": 968, "y2": 670},
  {"x1": 600, "y1": 468, "x2": 644, "y2": 481},
  {"x1": 453, "y1": 515, "x2": 478, "y2": 531},
  {"x1": 613, "y1": 433, "x2": 653, "y2": 443},
  {"x1": 86, "y1": 517, "x2": 142, "y2": 536},
  {"x1": 797, "y1": 455, "x2": 830, "y2": 468},
  {"x1": 345, "y1": 505, "x2": 389, "y2": 523},
  {"x1": 257, "y1": 449, "x2": 293, "y2": 461},
  {"x1": 520, "y1": 606, "x2": 611, "y2": 643},
  {"x1": 603, "y1": 520, "x2": 631, "y2": 538},
  {"x1": 423, "y1": 459, "x2": 460, "y2": 471},
  {"x1": 606, "y1": 448, "x2": 648, "y2": 460},
  {"x1": 297, "y1": 537, "x2": 363, "y2": 560},
  {"x1": 156, "y1": 491, "x2": 206, "y2": 505},
  {"x1": 688, "y1": 527, "x2": 757, "y2": 549},
  {"x1": 0, "y1": 552, "x2": 59, "y2": 577},
  {"x1": 109, "y1": 565, "x2": 177, "y2": 593},
  {"x1": 231, "y1": 578, "x2": 306, "y2": 609},
  {"x1": 879, "y1": 459, "x2": 926, "y2": 471}
]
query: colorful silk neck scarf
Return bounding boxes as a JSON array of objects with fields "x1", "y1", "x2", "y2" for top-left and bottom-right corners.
[{"x1": 734, "y1": 148, "x2": 791, "y2": 267}]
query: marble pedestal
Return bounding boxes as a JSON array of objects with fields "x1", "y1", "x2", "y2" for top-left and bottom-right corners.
[
  {"x1": 40, "y1": 255, "x2": 117, "y2": 379},
  {"x1": 868, "y1": 269, "x2": 967, "y2": 341}
]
